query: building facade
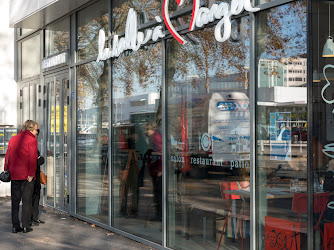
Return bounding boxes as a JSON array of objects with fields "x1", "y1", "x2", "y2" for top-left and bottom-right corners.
[{"x1": 8, "y1": 0, "x2": 334, "y2": 249}]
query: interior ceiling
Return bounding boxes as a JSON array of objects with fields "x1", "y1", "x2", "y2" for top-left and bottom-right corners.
[{"x1": 10, "y1": 0, "x2": 91, "y2": 29}]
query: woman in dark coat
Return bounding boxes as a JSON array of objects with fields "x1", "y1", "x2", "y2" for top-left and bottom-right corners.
[
  {"x1": 31, "y1": 131, "x2": 45, "y2": 226},
  {"x1": 30, "y1": 130, "x2": 45, "y2": 226}
]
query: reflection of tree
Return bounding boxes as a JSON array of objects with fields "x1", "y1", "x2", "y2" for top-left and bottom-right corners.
[
  {"x1": 46, "y1": 30, "x2": 69, "y2": 55},
  {"x1": 169, "y1": 19, "x2": 249, "y2": 94},
  {"x1": 78, "y1": 62, "x2": 108, "y2": 109},
  {"x1": 265, "y1": 1, "x2": 306, "y2": 59},
  {"x1": 113, "y1": 45, "x2": 162, "y2": 97},
  {"x1": 112, "y1": 0, "x2": 162, "y2": 98},
  {"x1": 78, "y1": 61, "x2": 108, "y2": 143},
  {"x1": 112, "y1": 0, "x2": 161, "y2": 34},
  {"x1": 76, "y1": 1, "x2": 109, "y2": 130},
  {"x1": 77, "y1": 14, "x2": 108, "y2": 60}
]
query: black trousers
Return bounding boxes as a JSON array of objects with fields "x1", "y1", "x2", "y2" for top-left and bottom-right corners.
[
  {"x1": 11, "y1": 180, "x2": 35, "y2": 228},
  {"x1": 151, "y1": 175, "x2": 162, "y2": 219},
  {"x1": 31, "y1": 181, "x2": 41, "y2": 221}
]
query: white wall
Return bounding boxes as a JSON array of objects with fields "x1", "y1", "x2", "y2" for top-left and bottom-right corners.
[
  {"x1": 0, "y1": 158, "x2": 10, "y2": 196},
  {"x1": 0, "y1": 1, "x2": 16, "y2": 196},
  {"x1": 274, "y1": 86, "x2": 307, "y2": 104}
]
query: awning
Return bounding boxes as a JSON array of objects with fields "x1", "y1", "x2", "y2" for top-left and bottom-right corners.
[{"x1": 9, "y1": 0, "x2": 90, "y2": 29}]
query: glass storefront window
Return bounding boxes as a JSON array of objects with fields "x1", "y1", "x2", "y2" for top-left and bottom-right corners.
[
  {"x1": 111, "y1": 42, "x2": 162, "y2": 243},
  {"x1": 167, "y1": 18, "x2": 250, "y2": 249},
  {"x1": 76, "y1": 61, "x2": 109, "y2": 224},
  {"x1": 256, "y1": 1, "x2": 307, "y2": 249},
  {"x1": 14, "y1": 0, "x2": 320, "y2": 248},
  {"x1": 257, "y1": 0, "x2": 279, "y2": 4},
  {"x1": 22, "y1": 34, "x2": 40, "y2": 79},
  {"x1": 112, "y1": 0, "x2": 161, "y2": 34},
  {"x1": 45, "y1": 18, "x2": 70, "y2": 57},
  {"x1": 77, "y1": 0, "x2": 108, "y2": 61},
  {"x1": 21, "y1": 28, "x2": 33, "y2": 36}
]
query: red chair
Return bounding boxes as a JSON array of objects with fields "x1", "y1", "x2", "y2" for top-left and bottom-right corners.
[
  {"x1": 217, "y1": 181, "x2": 250, "y2": 250},
  {"x1": 292, "y1": 192, "x2": 330, "y2": 245}
]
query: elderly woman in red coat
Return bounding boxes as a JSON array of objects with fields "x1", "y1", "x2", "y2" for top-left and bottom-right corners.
[{"x1": 4, "y1": 120, "x2": 39, "y2": 233}]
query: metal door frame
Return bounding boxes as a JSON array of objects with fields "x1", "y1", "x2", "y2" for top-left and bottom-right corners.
[{"x1": 44, "y1": 70, "x2": 69, "y2": 212}]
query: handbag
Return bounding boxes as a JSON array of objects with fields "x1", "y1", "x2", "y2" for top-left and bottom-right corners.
[
  {"x1": 40, "y1": 171, "x2": 47, "y2": 185},
  {"x1": 1, "y1": 146, "x2": 11, "y2": 182},
  {"x1": 0, "y1": 169, "x2": 10, "y2": 182}
]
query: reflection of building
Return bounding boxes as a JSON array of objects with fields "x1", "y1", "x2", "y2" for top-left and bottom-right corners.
[
  {"x1": 258, "y1": 58, "x2": 307, "y2": 88},
  {"x1": 169, "y1": 74, "x2": 249, "y2": 96},
  {"x1": 114, "y1": 93, "x2": 160, "y2": 124},
  {"x1": 257, "y1": 58, "x2": 307, "y2": 142},
  {"x1": 258, "y1": 58, "x2": 307, "y2": 104}
]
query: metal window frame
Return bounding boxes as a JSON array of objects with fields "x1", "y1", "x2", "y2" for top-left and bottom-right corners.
[
  {"x1": 70, "y1": 9, "x2": 77, "y2": 216},
  {"x1": 249, "y1": 9, "x2": 257, "y2": 250},
  {"x1": 307, "y1": 0, "x2": 313, "y2": 249},
  {"x1": 107, "y1": 0, "x2": 112, "y2": 230}
]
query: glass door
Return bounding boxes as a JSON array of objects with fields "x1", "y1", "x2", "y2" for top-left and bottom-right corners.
[
  {"x1": 19, "y1": 80, "x2": 38, "y2": 125},
  {"x1": 45, "y1": 72, "x2": 69, "y2": 211}
]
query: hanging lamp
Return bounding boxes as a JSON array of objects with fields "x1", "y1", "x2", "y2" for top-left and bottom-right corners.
[{"x1": 323, "y1": 4, "x2": 334, "y2": 57}]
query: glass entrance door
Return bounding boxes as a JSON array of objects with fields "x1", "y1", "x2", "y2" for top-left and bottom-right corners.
[{"x1": 45, "y1": 72, "x2": 69, "y2": 211}]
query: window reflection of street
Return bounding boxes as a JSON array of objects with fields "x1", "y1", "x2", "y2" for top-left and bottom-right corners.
[
  {"x1": 111, "y1": 2, "x2": 163, "y2": 240},
  {"x1": 76, "y1": 57, "x2": 109, "y2": 224},
  {"x1": 256, "y1": 1, "x2": 308, "y2": 249},
  {"x1": 167, "y1": 19, "x2": 251, "y2": 249}
]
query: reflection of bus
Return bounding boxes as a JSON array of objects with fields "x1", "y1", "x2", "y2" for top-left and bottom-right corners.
[
  {"x1": 169, "y1": 91, "x2": 250, "y2": 173},
  {"x1": 207, "y1": 92, "x2": 250, "y2": 162}
]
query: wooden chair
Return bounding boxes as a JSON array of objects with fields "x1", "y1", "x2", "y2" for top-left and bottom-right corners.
[
  {"x1": 217, "y1": 181, "x2": 250, "y2": 250},
  {"x1": 119, "y1": 149, "x2": 139, "y2": 212}
]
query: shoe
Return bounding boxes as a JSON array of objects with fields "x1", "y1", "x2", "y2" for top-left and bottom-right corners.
[
  {"x1": 23, "y1": 227, "x2": 33, "y2": 233},
  {"x1": 33, "y1": 219, "x2": 45, "y2": 224},
  {"x1": 12, "y1": 227, "x2": 23, "y2": 233}
]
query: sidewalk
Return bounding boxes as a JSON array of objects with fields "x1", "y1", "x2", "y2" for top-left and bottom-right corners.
[{"x1": 0, "y1": 197, "x2": 157, "y2": 250}]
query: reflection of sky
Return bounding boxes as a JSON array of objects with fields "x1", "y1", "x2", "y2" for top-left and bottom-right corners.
[{"x1": 113, "y1": 75, "x2": 161, "y2": 99}]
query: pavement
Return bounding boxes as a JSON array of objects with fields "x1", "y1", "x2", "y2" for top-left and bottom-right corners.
[{"x1": 0, "y1": 197, "x2": 157, "y2": 250}]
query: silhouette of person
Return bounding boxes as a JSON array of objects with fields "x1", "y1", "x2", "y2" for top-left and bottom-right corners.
[{"x1": 145, "y1": 122, "x2": 162, "y2": 221}]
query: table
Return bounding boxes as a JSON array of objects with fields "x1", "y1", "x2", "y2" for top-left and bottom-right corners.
[
  {"x1": 224, "y1": 188, "x2": 294, "y2": 199},
  {"x1": 224, "y1": 189, "x2": 334, "y2": 199}
]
